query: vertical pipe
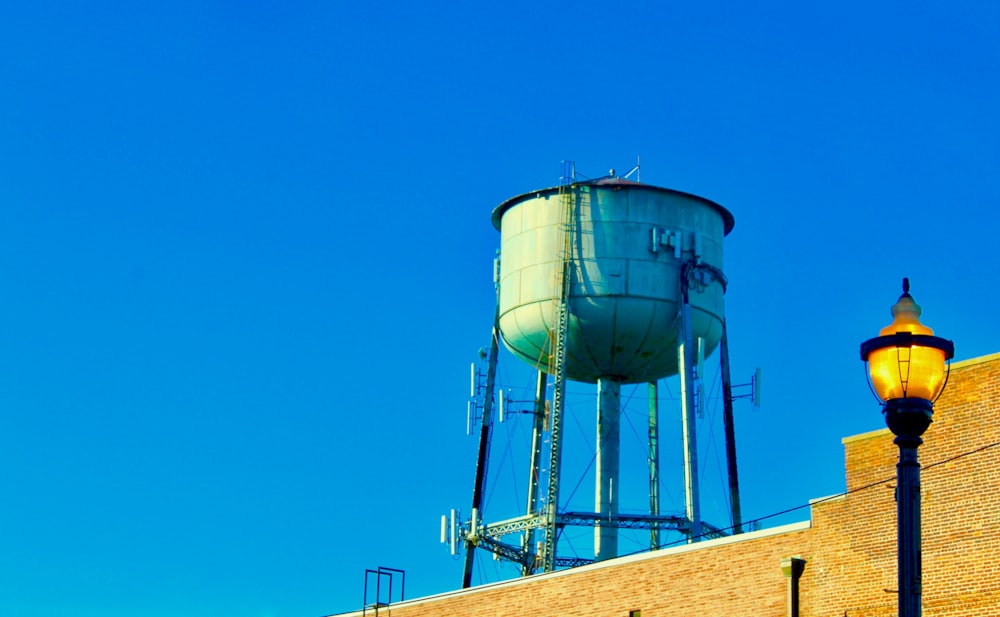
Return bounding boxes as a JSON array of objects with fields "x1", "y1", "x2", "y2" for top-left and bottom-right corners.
[
  {"x1": 678, "y1": 299, "x2": 702, "y2": 542},
  {"x1": 595, "y1": 378, "x2": 621, "y2": 561},
  {"x1": 781, "y1": 557, "x2": 806, "y2": 617},
  {"x1": 521, "y1": 370, "x2": 548, "y2": 575},
  {"x1": 719, "y1": 320, "x2": 743, "y2": 534},
  {"x1": 695, "y1": 336, "x2": 706, "y2": 413},
  {"x1": 648, "y1": 381, "x2": 661, "y2": 549}
]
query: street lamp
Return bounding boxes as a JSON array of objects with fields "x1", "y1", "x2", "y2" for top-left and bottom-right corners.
[{"x1": 860, "y1": 278, "x2": 954, "y2": 617}]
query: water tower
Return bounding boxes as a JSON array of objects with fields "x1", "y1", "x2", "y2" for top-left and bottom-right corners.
[{"x1": 447, "y1": 164, "x2": 746, "y2": 587}]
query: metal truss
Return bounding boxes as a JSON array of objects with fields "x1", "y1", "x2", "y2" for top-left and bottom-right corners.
[{"x1": 461, "y1": 510, "x2": 729, "y2": 572}]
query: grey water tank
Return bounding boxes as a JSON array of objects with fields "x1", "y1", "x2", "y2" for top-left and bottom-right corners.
[{"x1": 491, "y1": 177, "x2": 734, "y2": 384}]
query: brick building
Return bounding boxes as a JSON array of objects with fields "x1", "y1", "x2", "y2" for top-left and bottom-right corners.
[{"x1": 339, "y1": 352, "x2": 1000, "y2": 616}]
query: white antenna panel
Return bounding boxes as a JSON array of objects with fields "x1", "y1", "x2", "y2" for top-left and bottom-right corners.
[{"x1": 450, "y1": 509, "x2": 457, "y2": 555}]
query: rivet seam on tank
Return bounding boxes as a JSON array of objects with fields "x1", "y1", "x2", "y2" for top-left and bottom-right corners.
[{"x1": 649, "y1": 227, "x2": 683, "y2": 258}]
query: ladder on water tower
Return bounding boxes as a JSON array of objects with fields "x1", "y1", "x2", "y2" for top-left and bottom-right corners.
[{"x1": 541, "y1": 161, "x2": 575, "y2": 572}]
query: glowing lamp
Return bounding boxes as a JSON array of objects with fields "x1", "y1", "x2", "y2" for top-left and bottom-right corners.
[{"x1": 860, "y1": 278, "x2": 954, "y2": 406}]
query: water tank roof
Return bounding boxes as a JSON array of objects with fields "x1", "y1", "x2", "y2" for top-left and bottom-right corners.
[{"x1": 491, "y1": 178, "x2": 735, "y2": 234}]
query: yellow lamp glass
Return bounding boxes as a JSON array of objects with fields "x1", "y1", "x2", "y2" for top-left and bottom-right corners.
[{"x1": 867, "y1": 293, "x2": 948, "y2": 402}]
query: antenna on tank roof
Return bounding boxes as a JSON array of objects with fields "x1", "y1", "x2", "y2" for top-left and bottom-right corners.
[{"x1": 622, "y1": 155, "x2": 641, "y2": 181}]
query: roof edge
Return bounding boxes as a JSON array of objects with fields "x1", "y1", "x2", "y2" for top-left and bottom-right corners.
[
  {"x1": 950, "y1": 351, "x2": 1000, "y2": 371},
  {"x1": 490, "y1": 180, "x2": 735, "y2": 235}
]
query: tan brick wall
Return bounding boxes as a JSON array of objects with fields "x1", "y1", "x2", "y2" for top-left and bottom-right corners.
[{"x1": 340, "y1": 353, "x2": 1000, "y2": 617}]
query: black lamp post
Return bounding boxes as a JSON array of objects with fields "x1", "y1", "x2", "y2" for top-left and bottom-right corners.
[{"x1": 860, "y1": 278, "x2": 954, "y2": 617}]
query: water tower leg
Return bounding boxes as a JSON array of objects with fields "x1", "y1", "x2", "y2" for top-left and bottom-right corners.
[
  {"x1": 521, "y1": 369, "x2": 548, "y2": 575},
  {"x1": 678, "y1": 301, "x2": 703, "y2": 542},
  {"x1": 719, "y1": 320, "x2": 744, "y2": 534},
  {"x1": 648, "y1": 381, "x2": 661, "y2": 549},
  {"x1": 462, "y1": 305, "x2": 501, "y2": 588},
  {"x1": 595, "y1": 377, "x2": 621, "y2": 561}
]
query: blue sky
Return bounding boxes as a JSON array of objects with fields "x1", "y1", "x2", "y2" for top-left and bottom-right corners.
[{"x1": 1, "y1": 1, "x2": 998, "y2": 616}]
